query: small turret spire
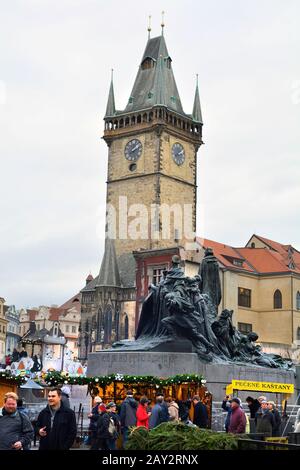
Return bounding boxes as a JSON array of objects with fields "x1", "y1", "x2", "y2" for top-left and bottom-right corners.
[
  {"x1": 161, "y1": 11, "x2": 165, "y2": 35},
  {"x1": 148, "y1": 15, "x2": 152, "y2": 39},
  {"x1": 192, "y1": 73, "x2": 203, "y2": 124},
  {"x1": 105, "y1": 69, "x2": 116, "y2": 118}
]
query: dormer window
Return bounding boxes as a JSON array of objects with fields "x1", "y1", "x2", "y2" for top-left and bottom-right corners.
[
  {"x1": 141, "y1": 57, "x2": 155, "y2": 70},
  {"x1": 164, "y1": 57, "x2": 172, "y2": 69},
  {"x1": 233, "y1": 259, "x2": 243, "y2": 267}
]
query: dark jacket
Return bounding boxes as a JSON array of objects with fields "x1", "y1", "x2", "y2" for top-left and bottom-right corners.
[
  {"x1": 120, "y1": 397, "x2": 137, "y2": 428},
  {"x1": 247, "y1": 399, "x2": 260, "y2": 419},
  {"x1": 271, "y1": 408, "x2": 281, "y2": 436},
  {"x1": 97, "y1": 411, "x2": 120, "y2": 440},
  {"x1": 228, "y1": 406, "x2": 246, "y2": 434},
  {"x1": 89, "y1": 404, "x2": 100, "y2": 432},
  {"x1": 255, "y1": 409, "x2": 275, "y2": 436},
  {"x1": 36, "y1": 403, "x2": 77, "y2": 450},
  {"x1": 61, "y1": 393, "x2": 70, "y2": 409},
  {"x1": 222, "y1": 400, "x2": 232, "y2": 431},
  {"x1": 0, "y1": 409, "x2": 34, "y2": 450},
  {"x1": 193, "y1": 402, "x2": 208, "y2": 428}
]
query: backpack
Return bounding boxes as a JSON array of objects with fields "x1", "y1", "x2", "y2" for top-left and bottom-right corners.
[{"x1": 108, "y1": 417, "x2": 116, "y2": 437}]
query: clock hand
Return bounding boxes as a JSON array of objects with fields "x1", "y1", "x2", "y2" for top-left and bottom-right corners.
[
  {"x1": 131, "y1": 145, "x2": 139, "y2": 152},
  {"x1": 178, "y1": 150, "x2": 184, "y2": 156}
]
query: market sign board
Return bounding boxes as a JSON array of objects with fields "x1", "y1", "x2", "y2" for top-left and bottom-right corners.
[{"x1": 230, "y1": 380, "x2": 294, "y2": 394}]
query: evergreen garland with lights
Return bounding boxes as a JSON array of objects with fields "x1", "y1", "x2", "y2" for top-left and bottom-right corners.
[
  {"x1": 0, "y1": 371, "x2": 27, "y2": 385},
  {"x1": 44, "y1": 371, "x2": 205, "y2": 387}
]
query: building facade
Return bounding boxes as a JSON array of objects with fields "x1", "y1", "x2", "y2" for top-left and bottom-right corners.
[
  {"x1": 4, "y1": 305, "x2": 20, "y2": 355},
  {"x1": 0, "y1": 297, "x2": 8, "y2": 363}
]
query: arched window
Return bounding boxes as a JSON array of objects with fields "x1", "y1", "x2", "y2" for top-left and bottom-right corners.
[
  {"x1": 115, "y1": 309, "x2": 120, "y2": 341},
  {"x1": 274, "y1": 290, "x2": 282, "y2": 309},
  {"x1": 103, "y1": 306, "x2": 112, "y2": 344},
  {"x1": 124, "y1": 315, "x2": 129, "y2": 340},
  {"x1": 297, "y1": 292, "x2": 300, "y2": 310},
  {"x1": 297, "y1": 327, "x2": 300, "y2": 340}
]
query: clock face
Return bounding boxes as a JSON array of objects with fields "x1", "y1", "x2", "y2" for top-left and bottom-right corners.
[
  {"x1": 124, "y1": 139, "x2": 142, "y2": 161},
  {"x1": 172, "y1": 142, "x2": 185, "y2": 166}
]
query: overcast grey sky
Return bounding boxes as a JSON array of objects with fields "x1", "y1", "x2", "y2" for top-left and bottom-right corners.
[{"x1": 0, "y1": 0, "x2": 299, "y2": 308}]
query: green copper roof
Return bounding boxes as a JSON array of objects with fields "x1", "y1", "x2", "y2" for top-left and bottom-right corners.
[
  {"x1": 192, "y1": 82, "x2": 203, "y2": 124},
  {"x1": 96, "y1": 238, "x2": 121, "y2": 287},
  {"x1": 105, "y1": 78, "x2": 116, "y2": 118},
  {"x1": 124, "y1": 35, "x2": 185, "y2": 115}
]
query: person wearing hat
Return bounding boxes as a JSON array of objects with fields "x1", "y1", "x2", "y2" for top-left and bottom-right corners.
[
  {"x1": 255, "y1": 400, "x2": 275, "y2": 436},
  {"x1": 120, "y1": 390, "x2": 137, "y2": 446},
  {"x1": 87, "y1": 396, "x2": 103, "y2": 447},
  {"x1": 92, "y1": 402, "x2": 119, "y2": 450},
  {"x1": 228, "y1": 398, "x2": 246, "y2": 434}
]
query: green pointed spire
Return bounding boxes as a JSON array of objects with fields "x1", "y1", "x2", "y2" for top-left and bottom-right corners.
[
  {"x1": 97, "y1": 237, "x2": 121, "y2": 287},
  {"x1": 192, "y1": 74, "x2": 203, "y2": 124},
  {"x1": 125, "y1": 35, "x2": 184, "y2": 115},
  {"x1": 105, "y1": 70, "x2": 116, "y2": 118}
]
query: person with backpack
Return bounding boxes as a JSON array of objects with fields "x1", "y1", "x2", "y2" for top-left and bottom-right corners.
[
  {"x1": 0, "y1": 392, "x2": 33, "y2": 450},
  {"x1": 93, "y1": 402, "x2": 119, "y2": 450}
]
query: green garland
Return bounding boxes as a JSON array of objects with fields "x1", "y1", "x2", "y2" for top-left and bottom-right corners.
[
  {"x1": 0, "y1": 371, "x2": 27, "y2": 385},
  {"x1": 44, "y1": 371, "x2": 205, "y2": 387}
]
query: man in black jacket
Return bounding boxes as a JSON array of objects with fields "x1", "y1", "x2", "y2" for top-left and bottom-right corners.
[
  {"x1": 192, "y1": 395, "x2": 208, "y2": 428},
  {"x1": 246, "y1": 396, "x2": 260, "y2": 419},
  {"x1": 36, "y1": 387, "x2": 77, "y2": 450}
]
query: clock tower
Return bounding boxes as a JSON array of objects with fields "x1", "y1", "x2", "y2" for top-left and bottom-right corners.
[
  {"x1": 79, "y1": 30, "x2": 203, "y2": 357},
  {"x1": 103, "y1": 32, "x2": 203, "y2": 259}
]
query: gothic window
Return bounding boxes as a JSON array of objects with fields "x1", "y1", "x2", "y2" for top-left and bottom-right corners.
[
  {"x1": 297, "y1": 327, "x2": 300, "y2": 340},
  {"x1": 274, "y1": 290, "x2": 282, "y2": 309},
  {"x1": 97, "y1": 309, "x2": 103, "y2": 342},
  {"x1": 297, "y1": 292, "x2": 300, "y2": 310},
  {"x1": 238, "y1": 287, "x2": 251, "y2": 308},
  {"x1": 115, "y1": 309, "x2": 120, "y2": 341},
  {"x1": 104, "y1": 306, "x2": 112, "y2": 344},
  {"x1": 124, "y1": 315, "x2": 129, "y2": 340}
]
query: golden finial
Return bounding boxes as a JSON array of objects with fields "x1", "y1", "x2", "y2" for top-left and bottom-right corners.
[
  {"x1": 148, "y1": 15, "x2": 152, "y2": 39},
  {"x1": 161, "y1": 11, "x2": 165, "y2": 35}
]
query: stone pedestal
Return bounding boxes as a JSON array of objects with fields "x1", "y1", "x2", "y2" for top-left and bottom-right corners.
[{"x1": 87, "y1": 351, "x2": 297, "y2": 401}]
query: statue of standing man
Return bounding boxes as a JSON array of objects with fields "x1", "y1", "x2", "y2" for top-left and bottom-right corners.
[{"x1": 199, "y1": 248, "x2": 222, "y2": 317}]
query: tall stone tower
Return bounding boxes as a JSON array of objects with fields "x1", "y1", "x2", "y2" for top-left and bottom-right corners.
[
  {"x1": 79, "y1": 31, "x2": 203, "y2": 358},
  {"x1": 103, "y1": 33, "x2": 203, "y2": 257}
]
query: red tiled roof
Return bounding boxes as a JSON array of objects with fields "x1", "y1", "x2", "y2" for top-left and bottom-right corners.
[
  {"x1": 197, "y1": 235, "x2": 300, "y2": 275},
  {"x1": 59, "y1": 293, "x2": 81, "y2": 313},
  {"x1": 49, "y1": 307, "x2": 65, "y2": 321},
  {"x1": 197, "y1": 238, "x2": 254, "y2": 272},
  {"x1": 27, "y1": 309, "x2": 38, "y2": 321}
]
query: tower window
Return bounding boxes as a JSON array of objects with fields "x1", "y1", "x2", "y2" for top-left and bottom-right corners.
[
  {"x1": 274, "y1": 289, "x2": 282, "y2": 309},
  {"x1": 238, "y1": 287, "x2": 251, "y2": 308},
  {"x1": 297, "y1": 327, "x2": 300, "y2": 340},
  {"x1": 141, "y1": 57, "x2": 155, "y2": 70},
  {"x1": 129, "y1": 163, "x2": 137, "y2": 172},
  {"x1": 297, "y1": 292, "x2": 300, "y2": 310}
]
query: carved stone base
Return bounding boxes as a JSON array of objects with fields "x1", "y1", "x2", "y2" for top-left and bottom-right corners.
[{"x1": 87, "y1": 350, "x2": 298, "y2": 401}]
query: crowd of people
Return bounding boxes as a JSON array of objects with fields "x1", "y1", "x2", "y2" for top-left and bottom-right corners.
[
  {"x1": 221, "y1": 394, "x2": 294, "y2": 436},
  {"x1": 87, "y1": 390, "x2": 210, "y2": 450},
  {"x1": 1, "y1": 387, "x2": 300, "y2": 450}
]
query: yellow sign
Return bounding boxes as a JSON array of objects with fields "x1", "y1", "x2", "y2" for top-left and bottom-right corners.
[
  {"x1": 231, "y1": 380, "x2": 294, "y2": 394},
  {"x1": 226, "y1": 384, "x2": 233, "y2": 396}
]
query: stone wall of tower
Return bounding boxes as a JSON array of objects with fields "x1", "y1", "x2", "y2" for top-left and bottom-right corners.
[{"x1": 106, "y1": 128, "x2": 198, "y2": 257}]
